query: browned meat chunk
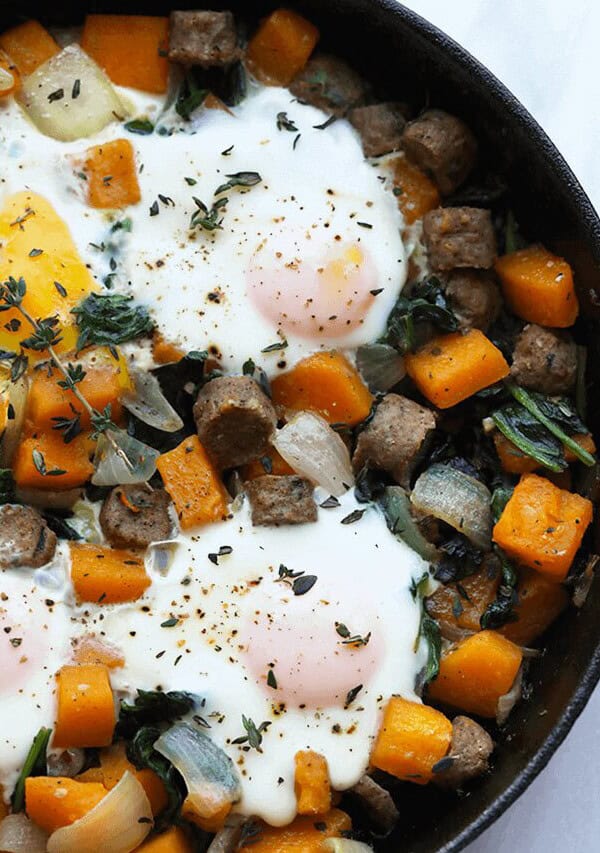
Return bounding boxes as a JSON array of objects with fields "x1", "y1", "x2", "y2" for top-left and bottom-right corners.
[
  {"x1": 348, "y1": 102, "x2": 407, "y2": 157},
  {"x1": 435, "y1": 716, "x2": 494, "y2": 788},
  {"x1": 289, "y1": 54, "x2": 368, "y2": 117},
  {"x1": 100, "y1": 485, "x2": 174, "y2": 550},
  {"x1": 348, "y1": 774, "x2": 399, "y2": 832},
  {"x1": 168, "y1": 10, "x2": 240, "y2": 67},
  {"x1": 245, "y1": 475, "x2": 317, "y2": 526},
  {"x1": 402, "y1": 109, "x2": 477, "y2": 194},
  {"x1": 352, "y1": 394, "x2": 437, "y2": 489},
  {"x1": 423, "y1": 207, "x2": 496, "y2": 270},
  {"x1": 444, "y1": 269, "x2": 502, "y2": 331},
  {"x1": 194, "y1": 376, "x2": 277, "y2": 469},
  {"x1": 510, "y1": 324, "x2": 577, "y2": 394},
  {"x1": 0, "y1": 504, "x2": 57, "y2": 569}
]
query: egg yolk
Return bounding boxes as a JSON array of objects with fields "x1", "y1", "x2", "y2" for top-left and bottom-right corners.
[
  {"x1": 242, "y1": 593, "x2": 382, "y2": 708},
  {"x1": 247, "y1": 234, "x2": 379, "y2": 339}
]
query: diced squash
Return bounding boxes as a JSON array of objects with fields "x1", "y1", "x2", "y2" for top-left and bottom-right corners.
[
  {"x1": 27, "y1": 347, "x2": 131, "y2": 430},
  {"x1": 152, "y1": 332, "x2": 184, "y2": 365},
  {"x1": 0, "y1": 49, "x2": 19, "y2": 96},
  {"x1": 493, "y1": 473, "x2": 593, "y2": 581},
  {"x1": 246, "y1": 8, "x2": 319, "y2": 86},
  {"x1": 499, "y1": 568, "x2": 570, "y2": 646},
  {"x1": 69, "y1": 542, "x2": 151, "y2": 604},
  {"x1": 53, "y1": 664, "x2": 116, "y2": 748},
  {"x1": 427, "y1": 630, "x2": 523, "y2": 718},
  {"x1": 425, "y1": 569, "x2": 500, "y2": 635},
  {"x1": 370, "y1": 696, "x2": 452, "y2": 784},
  {"x1": 17, "y1": 45, "x2": 128, "y2": 142},
  {"x1": 294, "y1": 751, "x2": 331, "y2": 815},
  {"x1": 79, "y1": 139, "x2": 141, "y2": 209},
  {"x1": 388, "y1": 154, "x2": 441, "y2": 225},
  {"x1": 100, "y1": 743, "x2": 168, "y2": 816},
  {"x1": 82, "y1": 14, "x2": 169, "y2": 94},
  {"x1": 156, "y1": 435, "x2": 230, "y2": 530},
  {"x1": 25, "y1": 777, "x2": 107, "y2": 834},
  {"x1": 12, "y1": 426, "x2": 94, "y2": 490},
  {"x1": 72, "y1": 636, "x2": 125, "y2": 669},
  {"x1": 75, "y1": 767, "x2": 105, "y2": 784},
  {"x1": 0, "y1": 20, "x2": 59, "y2": 76},
  {"x1": 271, "y1": 351, "x2": 373, "y2": 426},
  {"x1": 241, "y1": 449, "x2": 295, "y2": 480},
  {"x1": 495, "y1": 245, "x2": 578, "y2": 328},
  {"x1": 182, "y1": 799, "x2": 231, "y2": 833},
  {"x1": 136, "y1": 827, "x2": 193, "y2": 852},
  {"x1": 493, "y1": 431, "x2": 596, "y2": 475},
  {"x1": 248, "y1": 809, "x2": 352, "y2": 853},
  {"x1": 0, "y1": 192, "x2": 97, "y2": 356},
  {"x1": 404, "y1": 329, "x2": 510, "y2": 409}
]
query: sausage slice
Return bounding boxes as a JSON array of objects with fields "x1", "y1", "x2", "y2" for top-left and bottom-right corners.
[
  {"x1": 348, "y1": 103, "x2": 407, "y2": 157},
  {"x1": 510, "y1": 324, "x2": 577, "y2": 394},
  {"x1": 245, "y1": 475, "x2": 317, "y2": 526},
  {"x1": 0, "y1": 504, "x2": 57, "y2": 569},
  {"x1": 289, "y1": 54, "x2": 368, "y2": 116},
  {"x1": 435, "y1": 715, "x2": 494, "y2": 788},
  {"x1": 423, "y1": 207, "x2": 497, "y2": 270},
  {"x1": 100, "y1": 485, "x2": 174, "y2": 550},
  {"x1": 444, "y1": 269, "x2": 502, "y2": 331},
  {"x1": 402, "y1": 109, "x2": 477, "y2": 194},
  {"x1": 352, "y1": 394, "x2": 437, "y2": 489},
  {"x1": 348, "y1": 774, "x2": 399, "y2": 832},
  {"x1": 168, "y1": 10, "x2": 240, "y2": 67},
  {"x1": 193, "y1": 376, "x2": 277, "y2": 469}
]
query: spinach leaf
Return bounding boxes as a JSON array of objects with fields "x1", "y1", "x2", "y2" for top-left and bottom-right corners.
[
  {"x1": 175, "y1": 73, "x2": 208, "y2": 120},
  {"x1": 42, "y1": 512, "x2": 82, "y2": 541},
  {"x1": 126, "y1": 726, "x2": 185, "y2": 829},
  {"x1": 11, "y1": 727, "x2": 51, "y2": 811},
  {"x1": 124, "y1": 118, "x2": 154, "y2": 135},
  {"x1": 116, "y1": 689, "x2": 199, "y2": 739},
  {"x1": 492, "y1": 384, "x2": 595, "y2": 472},
  {"x1": 0, "y1": 468, "x2": 16, "y2": 504},
  {"x1": 72, "y1": 293, "x2": 154, "y2": 351},
  {"x1": 383, "y1": 276, "x2": 459, "y2": 354},
  {"x1": 491, "y1": 486, "x2": 513, "y2": 523},
  {"x1": 354, "y1": 465, "x2": 386, "y2": 504},
  {"x1": 434, "y1": 533, "x2": 484, "y2": 584},
  {"x1": 418, "y1": 615, "x2": 442, "y2": 687},
  {"x1": 480, "y1": 549, "x2": 518, "y2": 630}
]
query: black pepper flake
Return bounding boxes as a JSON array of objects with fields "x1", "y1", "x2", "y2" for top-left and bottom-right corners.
[
  {"x1": 47, "y1": 88, "x2": 64, "y2": 102},
  {"x1": 341, "y1": 509, "x2": 365, "y2": 525},
  {"x1": 28, "y1": 248, "x2": 43, "y2": 257},
  {"x1": 267, "y1": 669, "x2": 277, "y2": 689},
  {"x1": 149, "y1": 200, "x2": 159, "y2": 216},
  {"x1": 72, "y1": 79, "x2": 81, "y2": 99},
  {"x1": 221, "y1": 145, "x2": 234, "y2": 156},
  {"x1": 370, "y1": 288, "x2": 384, "y2": 296},
  {"x1": 161, "y1": 617, "x2": 179, "y2": 628},
  {"x1": 293, "y1": 133, "x2": 301, "y2": 150},
  {"x1": 314, "y1": 821, "x2": 327, "y2": 832},
  {"x1": 156, "y1": 650, "x2": 166, "y2": 658}
]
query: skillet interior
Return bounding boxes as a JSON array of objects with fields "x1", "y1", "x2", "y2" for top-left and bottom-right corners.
[{"x1": 2, "y1": 0, "x2": 600, "y2": 849}]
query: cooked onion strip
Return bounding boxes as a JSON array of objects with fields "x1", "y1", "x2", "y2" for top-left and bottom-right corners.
[
  {"x1": 324, "y1": 840, "x2": 374, "y2": 852},
  {"x1": 0, "y1": 814, "x2": 48, "y2": 853},
  {"x1": 122, "y1": 371, "x2": 183, "y2": 433},
  {"x1": 47, "y1": 771, "x2": 152, "y2": 853},
  {"x1": 356, "y1": 344, "x2": 405, "y2": 393},
  {"x1": 273, "y1": 412, "x2": 354, "y2": 497},
  {"x1": 411, "y1": 464, "x2": 492, "y2": 550},
  {"x1": 92, "y1": 429, "x2": 160, "y2": 487},
  {"x1": 155, "y1": 722, "x2": 241, "y2": 821}
]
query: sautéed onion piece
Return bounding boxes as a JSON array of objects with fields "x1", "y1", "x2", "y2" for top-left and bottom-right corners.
[
  {"x1": 0, "y1": 814, "x2": 48, "y2": 853},
  {"x1": 122, "y1": 371, "x2": 184, "y2": 433}
]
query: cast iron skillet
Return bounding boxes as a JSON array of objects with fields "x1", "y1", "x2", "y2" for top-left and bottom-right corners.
[{"x1": 3, "y1": 0, "x2": 600, "y2": 850}]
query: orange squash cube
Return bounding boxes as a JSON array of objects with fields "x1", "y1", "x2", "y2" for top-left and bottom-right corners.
[
  {"x1": 25, "y1": 777, "x2": 107, "y2": 834},
  {"x1": 69, "y1": 542, "x2": 151, "y2": 604},
  {"x1": 12, "y1": 427, "x2": 94, "y2": 490},
  {"x1": 294, "y1": 751, "x2": 331, "y2": 815},
  {"x1": 389, "y1": 154, "x2": 441, "y2": 225},
  {"x1": 493, "y1": 473, "x2": 593, "y2": 581},
  {"x1": 248, "y1": 809, "x2": 351, "y2": 853},
  {"x1": 82, "y1": 139, "x2": 141, "y2": 209},
  {"x1": 246, "y1": 8, "x2": 319, "y2": 86},
  {"x1": 136, "y1": 827, "x2": 193, "y2": 852},
  {"x1": 370, "y1": 696, "x2": 452, "y2": 784},
  {"x1": 499, "y1": 568, "x2": 569, "y2": 646},
  {"x1": 53, "y1": 664, "x2": 116, "y2": 748},
  {"x1": 0, "y1": 20, "x2": 60, "y2": 77}
]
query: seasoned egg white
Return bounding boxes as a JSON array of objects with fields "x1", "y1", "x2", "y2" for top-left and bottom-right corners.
[{"x1": 0, "y1": 85, "x2": 406, "y2": 375}]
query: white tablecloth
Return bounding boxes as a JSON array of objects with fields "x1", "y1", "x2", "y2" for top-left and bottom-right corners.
[{"x1": 398, "y1": 2, "x2": 600, "y2": 851}]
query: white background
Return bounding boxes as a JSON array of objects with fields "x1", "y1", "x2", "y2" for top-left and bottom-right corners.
[{"x1": 397, "y1": 2, "x2": 600, "y2": 851}]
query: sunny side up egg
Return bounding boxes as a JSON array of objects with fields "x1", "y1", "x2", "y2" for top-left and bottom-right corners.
[{"x1": 0, "y1": 84, "x2": 407, "y2": 375}]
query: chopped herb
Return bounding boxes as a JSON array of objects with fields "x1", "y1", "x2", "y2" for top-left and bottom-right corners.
[
  {"x1": 293, "y1": 133, "x2": 301, "y2": 150},
  {"x1": 32, "y1": 449, "x2": 65, "y2": 477},
  {"x1": 261, "y1": 339, "x2": 288, "y2": 353},
  {"x1": 341, "y1": 508, "x2": 365, "y2": 525},
  {"x1": 54, "y1": 281, "x2": 67, "y2": 297},
  {"x1": 10, "y1": 352, "x2": 29, "y2": 382},
  {"x1": 175, "y1": 73, "x2": 208, "y2": 120},
  {"x1": 267, "y1": 669, "x2": 278, "y2": 689},
  {"x1": 51, "y1": 411, "x2": 82, "y2": 444},
  {"x1": 292, "y1": 574, "x2": 317, "y2": 596},
  {"x1": 186, "y1": 349, "x2": 208, "y2": 361},
  {"x1": 357, "y1": 221, "x2": 372, "y2": 229},
  {"x1": 11, "y1": 727, "x2": 51, "y2": 812},
  {"x1": 149, "y1": 200, "x2": 159, "y2": 216},
  {"x1": 418, "y1": 615, "x2": 441, "y2": 685},
  {"x1": 47, "y1": 88, "x2": 64, "y2": 102},
  {"x1": 320, "y1": 495, "x2": 340, "y2": 508},
  {"x1": 124, "y1": 118, "x2": 154, "y2": 135},
  {"x1": 190, "y1": 195, "x2": 228, "y2": 232},
  {"x1": 72, "y1": 292, "x2": 154, "y2": 350},
  {"x1": 28, "y1": 248, "x2": 43, "y2": 257},
  {"x1": 161, "y1": 617, "x2": 179, "y2": 628},
  {"x1": 313, "y1": 115, "x2": 337, "y2": 130},
  {"x1": 71, "y1": 78, "x2": 81, "y2": 99},
  {"x1": 208, "y1": 545, "x2": 233, "y2": 565},
  {"x1": 276, "y1": 111, "x2": 298, "y2": 132},
  {"x1": 221, "y1": 144, "x2": 234, "y2": 156},
  {"x1": 232, "y1": 715, "x2": 271, "y2": 752},
  {"x1": 184, "y1": 176, "x2": 197, "y2": 186},
  {"x1": 214, "y1": 171, "x2": 262, "y2": 196},
  {"x1": 158, "y1": 194, "x2": 175, "y2": 207},
  {"x1": 335, "y1": 621, "x2": 371, "y2": 646},
  {"x1": 242, "y1": 358, "x2": 256, "y2": 375},
  {"x1": 344, "y1": 684, "x2": 363, "y2": 708},
  {"x1": 111, "y1": 217, "x2": 132, "y2": 233}
]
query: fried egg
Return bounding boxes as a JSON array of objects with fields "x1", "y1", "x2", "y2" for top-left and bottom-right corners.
[{"x1": 1, "y1": 85, "x2": 406, "y2": 375}]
